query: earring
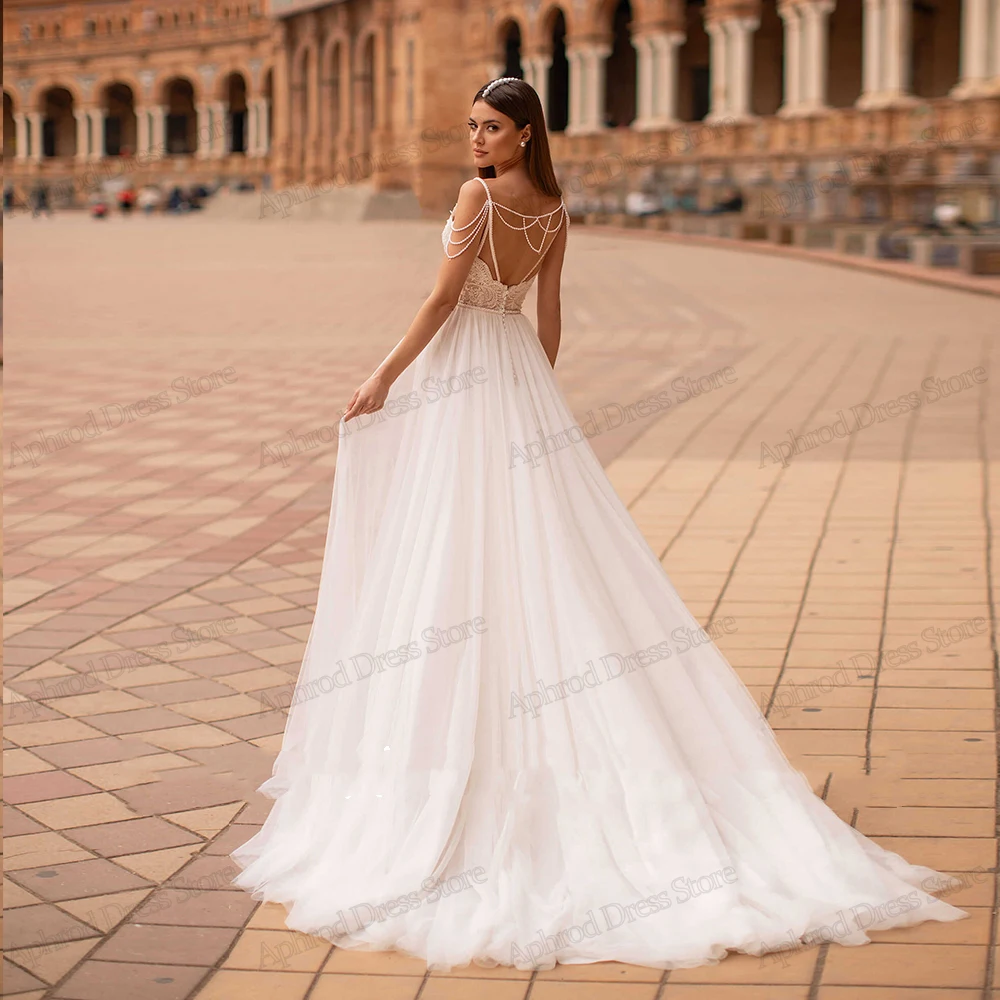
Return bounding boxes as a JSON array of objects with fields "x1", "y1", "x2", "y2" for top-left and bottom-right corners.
[{"x1": 520, "y1": 140, "x2": 526, "y2": 146}]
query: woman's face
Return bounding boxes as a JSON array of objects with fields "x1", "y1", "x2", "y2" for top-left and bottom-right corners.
[{"x1": 468, "y1": 99, "x2": 528, "y2": 168}]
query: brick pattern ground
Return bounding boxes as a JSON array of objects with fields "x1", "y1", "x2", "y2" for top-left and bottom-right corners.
[{"x1": 3, "y1": 213, "x2": 999, "y2": 1000}]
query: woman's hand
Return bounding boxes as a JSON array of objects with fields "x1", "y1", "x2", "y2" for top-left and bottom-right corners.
[{"x1": 343, "y1": 372, "x2": 392, "y2": 423}]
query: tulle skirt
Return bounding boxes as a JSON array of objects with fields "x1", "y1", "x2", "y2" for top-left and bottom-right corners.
[{"x1": 231, "y1": 301, "x2": 968, "y2": 971}]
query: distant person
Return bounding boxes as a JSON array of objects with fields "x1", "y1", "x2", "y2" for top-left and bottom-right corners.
[
  {"x1": 31, "y1": 183, "x2": 52, "y2": 218},
  {"x1": 118, "y1": 187, "x2": 136, "y2": 216},
  {"x1": 933, "y1": 203, "x2": 961, "y2": 229},
  {"x1": 138, "y1": 186, "x2": 160, "y2": 215},
  {"x1": 625, "y1": 190, "x2": 661, "y2": 217},
  {"x1": 707, "y1": 190, "x2": 744, "y2": 215},
  {"x1": 167, "y1": 187, "x2": 185, "y2": 213},
  {"x1": 3, "y1": 187, "x2": 14, "y2": 215}
]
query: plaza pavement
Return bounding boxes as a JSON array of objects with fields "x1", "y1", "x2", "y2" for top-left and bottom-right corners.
[{"x1": 3, "y1": 211, "x2": 999, "y2": 1000}]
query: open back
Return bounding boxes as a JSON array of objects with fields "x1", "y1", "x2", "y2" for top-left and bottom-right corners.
[{"x1": 444, "y1": 176, "x2": 569, "y2": 288}]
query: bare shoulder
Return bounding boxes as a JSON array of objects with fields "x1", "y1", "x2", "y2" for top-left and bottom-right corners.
[
  {"x1": 456, "y1": 178, "x2": 489, "y2": 205},
  {"x1": 487, "y1": 177, "x2": 563, "y2": 215}
]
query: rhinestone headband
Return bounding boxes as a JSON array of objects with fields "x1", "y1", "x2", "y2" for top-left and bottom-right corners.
[{"x1": 482, "y1": 76, "x2": 519, "y2": 98}]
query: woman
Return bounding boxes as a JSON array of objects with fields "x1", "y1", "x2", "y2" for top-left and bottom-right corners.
[{"x1": 231, "y1": 78, "x2": 966, "y2": 972}]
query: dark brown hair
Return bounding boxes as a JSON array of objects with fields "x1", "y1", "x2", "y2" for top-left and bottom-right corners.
[{"x1": 472, "y1": 78, "x2": 562, "y2": 198}]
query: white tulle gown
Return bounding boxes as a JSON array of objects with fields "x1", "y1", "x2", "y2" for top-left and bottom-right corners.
[{"x1": 231, "y1": 176, "x2": 967, "y2": 971}]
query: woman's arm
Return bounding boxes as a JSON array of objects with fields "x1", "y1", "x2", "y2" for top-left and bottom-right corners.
[
  {"x1": 343, "y1": 180, "x2": 489, "y2": 421},
  {"x1": 534, "y1": 213, "x2": 568, "y2": 368}
]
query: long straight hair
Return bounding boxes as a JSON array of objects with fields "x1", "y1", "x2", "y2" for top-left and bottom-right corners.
[{"x1": 472, "y1": 78, "x2": 562, "y2": 198}]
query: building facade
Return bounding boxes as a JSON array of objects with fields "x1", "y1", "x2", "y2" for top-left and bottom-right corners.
[{"x1": 4, "y1": 0, "x2": 1000, "y2": 222}]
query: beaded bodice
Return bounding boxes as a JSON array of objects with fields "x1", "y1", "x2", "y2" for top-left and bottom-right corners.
[
  {"x1": 440, "y1": 227, "x2": 536, "y2": 313},
  {"x1": 441, "y1": 177, "x2": 569, "y2": 316}
]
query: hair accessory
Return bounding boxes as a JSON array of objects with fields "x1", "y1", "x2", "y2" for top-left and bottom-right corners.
[{"x1": 482, "y1": 76, "x2": 519, "y2": 98}]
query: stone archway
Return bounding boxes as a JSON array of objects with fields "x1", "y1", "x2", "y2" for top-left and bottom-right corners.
[
  {"x1": 546, "y1": 7, "x2": 570, "y2": 132},
  {"x1": 679, "y1": 1, "x2": 710, "y2": 121},
  {"x1": 500, "y1": 19, "x2": 524, "y2": 78},
  {"x1": 5, "y1": 90, "x2": 18, "y2": 159},
  {"x1": 102, "y1": 82, "x2": 137, "y2": 156},
  {"x1": 163, "y1": 77, "x2": 197, "y2": 155},
  {"x1": 225, "y1": 72, "x2": 249, "y2": 153},
  {"x1": 263, "y1": 67, "x2": 274, "y2": 155},
  {"x1": 354, "y1": 33, "x2": 376, "y2": 170},
  {"x1": 290, "y1": 44, "x2": 315, "y2": 182},
  {"x1": 751, "y1": 0, "x2": 784, "y2": 116},
  {"x1": 912, "y1": 0, "x2": 961, "y2": 98},
  {"x1": 42, "y1": 86, "x2": 77, "y2": 157},
  {"x1": 605, "y1": 0, "x2": 637, "y2": 127},
  {"x1": 828, "y1": 0, "x2": 863, "y2": 108},
  {"x1": 321, "y1": 37, "x2": 345, "y2": 166}
]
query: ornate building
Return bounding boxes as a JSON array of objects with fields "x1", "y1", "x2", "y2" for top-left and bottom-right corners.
[{"x1": 4, "y1": 0, "x2": 1000, "y2": 222}]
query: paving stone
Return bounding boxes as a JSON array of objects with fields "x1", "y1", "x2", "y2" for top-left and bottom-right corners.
[
  {"x1": 5, "y1": 902, "x2": 103, "y2": 951},
  {"x1": 133, "y1": 888, "x2": 258, "y2": 927},
  {"x1": 4, "y1": 770, "x2": 101, "y2": 804},
  {"x1": 2, "y1": 958, "x2": 49, "y2": 995},
  {"x1": 8, "y1": 214, "x2": 998, "y2": 1000},
  {"x1": 52, "y1": 960, "x2": 209, "y2": 1000},
  {"x1": 93, "y1": 923, "x2": 240, "y2": 965},
  {"x1": 65, "y1": 817, "x2": 204, "y2": 857},
  {"x1": 8, "y1": 858, "x2": 152, "y2": 902}
]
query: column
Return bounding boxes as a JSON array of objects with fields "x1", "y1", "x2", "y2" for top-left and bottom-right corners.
[
  {"x1": 801, "y1": 1, "x2": 834, "y2": 112},
  {"x1": 258, "y1": 98, "x2": 271, "y2": 155},
  {"x1": 566, "y1": 45, "x2": 587, "y2": 132},
  {"x1": 634, "y1": 34, "x2": 655, "y2": 128},
  {"x1": 28, "y1": 111, "x2": 44, "y2": 161},
  {"x1": 14, "y1": 112, "x2": 29, "y2": 161},
  {"x1": 210, "y1": 100, "x2": 228, "y2": 157},
  {"x1": 74, "y1": 109, "x2": 90, "y2": 161},
  {"x1": 305, "y1": 48, "x2": 321, "y2": 178},
  {"x1": 706, "y1": 20, "x2": 729, "y2": 119},
  {"x1": 652, "y1": 32, "x2": 684, "y2": 124},
  {"x1": 779, "y1": 2, "x2": 803, "y2": 115},
  {"x1": 859, "y1": 0, "x2": 884, "y2": 107},
  {"x1": 726, "y1": 17, "x2": 758, "y2": 120},
  {"x1": 993, "y1": 0, "x2": 1000, "y2": 82},
  {"x1": 636, "y1": 31, "x2": 684, "y2": 128},
  {"x1": 532, "y1": 55, "x2": 552, "y2": 126},
  {"x1": 953, "y1": 0, "x2": 990, "y2": 95},
  {"x1": 196, "y1": 102, "x2": 211, "y2": 158},
  {"x1": 88, "y1": 108, "x2": 106, "y2": 160},
  {"x1": 247, "y1": 98, "x2": 259, "y2": 157},
  {"x1": 522, "y1": 58, "x2": 535, "y2": 92},
  {"x1": 134, "y1": 107, "x2": 150, "y2": 157},
  {"x1": 882, "y1": 0, "x2": 912, "y2": 102},
  {"x1": 586, "y1": 44, "x2": 610, "y2": 131},
  {"x1": 150, "y1": 105, "x2": 167, "y2": 157},
  {"x1": 271, "y1": 22, "x2": 290, "y2": 184}
]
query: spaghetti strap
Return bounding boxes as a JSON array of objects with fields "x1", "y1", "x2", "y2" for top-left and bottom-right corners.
[
  {"x1": 474, "y1": 176, "x2": 492, "y2": 202},
  {"x1": 477, "y1": 179, "x2": 503, "y2": 282},
  {"x1": 443, "y1": 177, "x2": 568, "y2": 287}
]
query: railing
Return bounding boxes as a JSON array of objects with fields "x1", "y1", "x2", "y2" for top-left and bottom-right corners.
[{"x1": 551, "y1": 97, "x2": 1000, "y2": 163}]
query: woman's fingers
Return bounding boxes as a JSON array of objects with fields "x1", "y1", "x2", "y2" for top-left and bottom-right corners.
[
  {"x1": 344, "y1": 393, "x2": 363, "y2": 422},
  {"x1": 343, "y1": 380, "x2": 387, "y2": 423}
]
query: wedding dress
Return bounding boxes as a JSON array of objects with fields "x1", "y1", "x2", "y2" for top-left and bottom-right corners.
[{"x1": 231, "y1": 176, "x2": 967, "y2": 971}]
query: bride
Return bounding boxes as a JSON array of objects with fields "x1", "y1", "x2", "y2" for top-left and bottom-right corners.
[{"x1": 231, "y1": 77, "x2": 967, "y2": 971}]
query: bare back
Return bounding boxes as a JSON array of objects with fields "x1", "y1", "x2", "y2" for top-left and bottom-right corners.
[{"x1": 445, "y1": 176, "x2": 569, "y2": 289}]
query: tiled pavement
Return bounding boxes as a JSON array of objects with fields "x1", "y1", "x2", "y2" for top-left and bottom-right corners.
[{"x1": 4, "y1": 213, "x2": 999, "y2": 1000}]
